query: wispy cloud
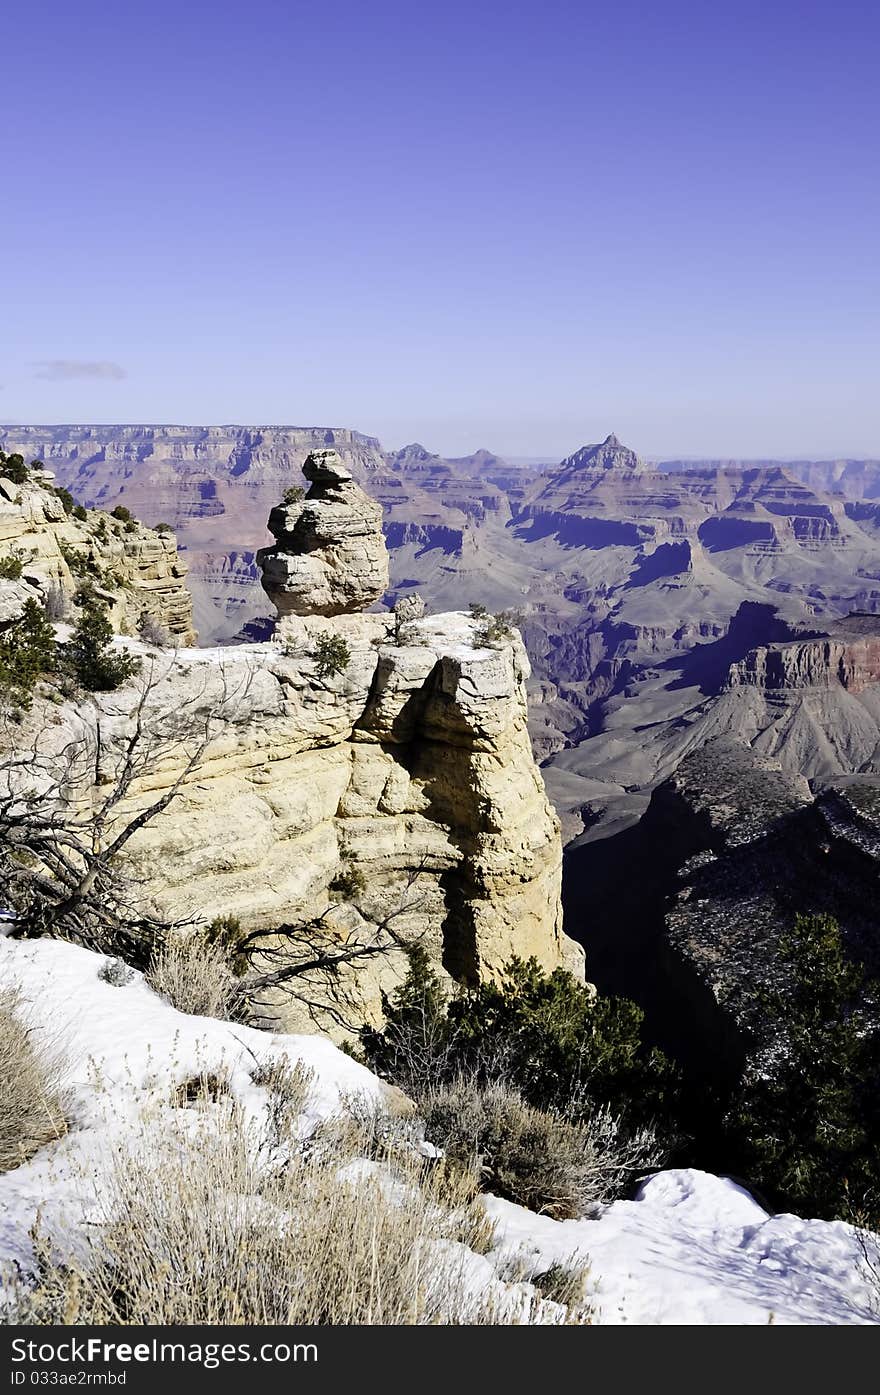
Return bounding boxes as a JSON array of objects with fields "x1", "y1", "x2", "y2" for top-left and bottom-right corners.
[{"x1": 32, "y1": 360, "x2": 127, "y2": 382}]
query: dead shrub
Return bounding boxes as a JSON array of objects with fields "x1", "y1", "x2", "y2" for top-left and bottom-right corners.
[
  {"x1": 421, "y1": 1079, "x2": 661, "y2": 1218},
  {"x1": 4, "y1": 1101, "x2": 555, "y2": 1325},
  {"x1": 0, "y1": 987, "x2": 67, "y2": 1173},
  {"x1": 250, "y1": 1057, "x2": 314, "y2": 1149},
  {"x1": 169, "y1": 1071, "x2": 231, "y2": 1108},
  {"x1": 146, "y1": 931, "x2": 240, "y2": 1021}
]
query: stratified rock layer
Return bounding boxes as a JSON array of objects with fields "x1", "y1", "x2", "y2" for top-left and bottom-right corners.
[
  {"x1": 257, "y1": 449, "x2": 389, "y2": 618},
  {"x1": 13, "y1": 611, "x2": 581, "y2": 1036},
  {"x1": 0, "y1": 473, "x2": 196, "y2": 643}
]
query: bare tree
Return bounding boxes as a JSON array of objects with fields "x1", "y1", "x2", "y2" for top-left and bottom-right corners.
[
  {"x1": 0, "y1": 662, "x2": 435, "y2": 1031},
  {"x1": 232, "y1": 861, "x2": 433, "y2": 1031},
  {"x1": 0, "y1": 662, "x2": 252, "y2": 960}
]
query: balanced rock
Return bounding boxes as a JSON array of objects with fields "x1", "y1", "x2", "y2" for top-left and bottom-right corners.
[
  {"x1": 258, "y1": 449, "x2": 390, "y2": 618},
  {"x1": 393, "y1": 592, "x2": 425, "y2": 625}
]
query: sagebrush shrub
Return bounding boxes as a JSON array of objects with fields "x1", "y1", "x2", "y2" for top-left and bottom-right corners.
[
  {"x1": 98, "y1": 958, "x2": 135, "y2": 988},
  {"x1": 146, "y1": 931, "x2": 241, "y2": 1021},
  {"x1": 421, "y1": 1079, "x2": 660, "y2": 1217},
  {"x1": 3, "y1": 1102, "x2": 561, "y2": 1325},
  {"x1": 136, "y1": 612, "x2": 171, "y2": 647},
  {"x1": 0, "y1": 988, "x2": 67, "y2": 1173}
]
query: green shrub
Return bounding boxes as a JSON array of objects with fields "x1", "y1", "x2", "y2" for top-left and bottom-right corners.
[
  {"x1": 725, "y1": 913, "x2": 880, "y2": 1225},
  {"x1": 63, "y1": 589, "x2": 139, "y2": 692},
  {"x1": 473, "y1": 611, "x2": 517, "y2": 647},
  {"x1": 330, "y1": 862, "x2": 366, "y2": 901},
  {"x1": 283, "y1": 485, "x2": 305, "y2": 505},
  {"x1": 54, "y1": 488, "x2": 76, "y2": 515},
  {"x1": 110, "y1": 505, "x2": 133, "y2": 524},
  {"x1": 0, "y1": 600, "x2": 57, "y2": 707},
  {"x1": 123, "y1": 519, "x2": 137, "y2": 534},
  {"x1": 362, "y1": 949, "x2": 679, "y2": 1136},
  {"x1": 0, "y1": 453, "x2": 29, "y2": 486},
  {"x1": 313, "y1": 632, "x2": 351, "y2": 679},
  {"x1": 0, "y1": 554, "x2": 24, "y2": 581},
  {"x1": 203, "y1": 914, "x2": 248, "y2": 976},
  {"x1": 72, "y1": 504, "x2": 88, "y2": 522},
  {"x1": 468, "y1": 602, "x2": 488, "y2": 620},
  {"x1": 58, "y1": 542, "x2": 101, "y2": 581},
  {"x1": 154, "y1": 522, "x2": 174, "y2": 534}
]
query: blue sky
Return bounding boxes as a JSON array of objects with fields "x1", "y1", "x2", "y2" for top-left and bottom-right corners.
[{"x1": 1, "y1": 0, "x2": 878, "y2": 458}]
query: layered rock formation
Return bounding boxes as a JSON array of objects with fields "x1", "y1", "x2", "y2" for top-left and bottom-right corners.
[
  {"x1": 728, "y1": 613, "x2": 880, "y2": 694},
  {"x1": 0, "y1": 465, "x2": 196, "y2": 642},
  {"x1": 12, "y1": 423, "x2": 880, "y2": 820},
  {"x1": 4, "y1": 454, "x2": 581, "y2": 1035},
  {"x1": 257, "y1": 449, "x2": 389, "y2": 618},
  {"x1": 564, "y1": 734, "x2": 880, "y2": 1085}
]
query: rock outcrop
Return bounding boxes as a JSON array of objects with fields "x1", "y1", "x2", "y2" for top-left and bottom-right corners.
[
  {"x1": 0, "y1": 467, "x2": 196, "y2": 643},
  {"x1": 15, "y1": 607, "x2": 581, "y2": 1035},
  {"x1": 257, "y1": 449, "x2": 389, "y2": 618},
  {"x1": 3, "y1": 458, "x2": 581, "y2": 1036},
  {"x1": 728, "y1": 613, "x2": 880, "y2": 694},
  {"x1": 564, "y1": 733, "x2": 880, "y2": 1088}
]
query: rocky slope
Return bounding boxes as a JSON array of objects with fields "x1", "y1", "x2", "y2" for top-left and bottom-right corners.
[
  {"x1": 2, "y1": 451, "x2": 581, "y2": 1035},
  {"x1": 560, "y1": 608, "x2": 880, "y2": 1077},
  {"x1": 563, "y1": 735, "x2": 880, "y2": 1086},
  {"x1": 0, "y1": 461, "x2": 195, "y2": 643}
]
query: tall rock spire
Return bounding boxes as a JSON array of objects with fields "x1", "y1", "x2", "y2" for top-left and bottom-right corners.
[{"x1": 257, "y1": 448, "x2": 390, "y2": 618}]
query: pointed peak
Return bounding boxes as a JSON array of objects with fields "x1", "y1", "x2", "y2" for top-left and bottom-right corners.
[
  {"x1": 395, "y1": 442, "x2": 435, "y2": 460},
  {"x1": 558, "y1": 436, "x2": 644, "y2": 474}
]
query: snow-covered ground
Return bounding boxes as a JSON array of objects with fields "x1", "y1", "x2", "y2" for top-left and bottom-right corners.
[{"x1": 0, "y1": 937, "x2": 876, "y2": 1325}]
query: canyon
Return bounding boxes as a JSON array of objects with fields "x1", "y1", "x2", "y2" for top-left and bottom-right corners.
[
  {"x1": 8, "y1": 424, "x2": 880, "y2": 819},
  {"x1": 8, "y1": 424, "x2": 880, "y2": 1061},
  {"x1": 0, "y1": 450, "x2": 582, "y2": 1037}
]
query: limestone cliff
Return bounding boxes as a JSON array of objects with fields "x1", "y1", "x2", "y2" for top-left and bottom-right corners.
[
  {"x1": 0, "y1": 464, "x2": 196, "y2": 643},
  {"x1": 4, "y1": 451, "x2": 581, "y2": 1034},
  {"x1": 257, "y1": 449, "x2": 389, "y2": 617},
  {"x1": 728, "y1": 613, "x2": 880, "y2": 694}
]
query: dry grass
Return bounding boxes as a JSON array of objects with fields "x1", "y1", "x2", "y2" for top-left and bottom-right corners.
[
  {"x1": 421, "y1": 1078, "x2": 662, "y2": 1218},
  {"x1": 250, "y1": 1057, "x2": 314, "y2": 1150},
  {"x1": 146, "y1": 931, "x2": 240, "y2": 1021},
  {"x1": 0, "y1": 987, "x2": 67, "y2": 1173},
  {"x1": 4, "y1": 1097, "x2": 566, "y2": 1325}
]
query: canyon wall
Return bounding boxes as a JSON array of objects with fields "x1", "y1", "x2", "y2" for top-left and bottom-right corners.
[
  {"x1": 2, "y1": 450, "x2": 581, "y2": 1035},
  {"x1": 0, "y1": 465, "x2": 195, "y2": 642}
]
